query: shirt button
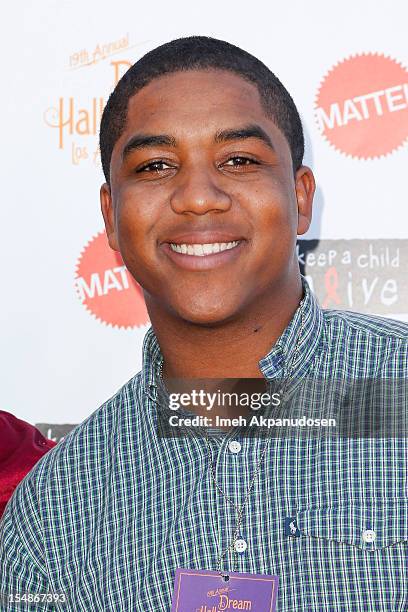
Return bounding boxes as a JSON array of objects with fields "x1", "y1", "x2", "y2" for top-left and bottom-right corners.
[
  {"x1": 234, "y1": 538, "x2": 247, "y2": 553},
  {"x1": 362, "y1": 529, "x2": 376, "y2": 543},
  {"x1": 228, "y1": 440, "x2": 242, "y2": 454}
]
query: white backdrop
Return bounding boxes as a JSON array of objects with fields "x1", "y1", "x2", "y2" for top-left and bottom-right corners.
[{"x1": 2, "y1": 0, "x2": 408, "y2": 430}]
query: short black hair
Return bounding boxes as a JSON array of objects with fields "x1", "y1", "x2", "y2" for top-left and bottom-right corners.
[{"x1": 99, "y1": 36, "x2": 304, "y2": 184}]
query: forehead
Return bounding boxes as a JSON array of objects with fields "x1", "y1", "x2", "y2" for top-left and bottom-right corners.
[{"x1": 121, "y1": 69, "x2": 279, "y2": 141}]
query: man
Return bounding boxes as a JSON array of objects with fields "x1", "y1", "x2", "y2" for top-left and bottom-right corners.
[{"x1": 1, "y1": 36, "x2": 407, "y2": 611}]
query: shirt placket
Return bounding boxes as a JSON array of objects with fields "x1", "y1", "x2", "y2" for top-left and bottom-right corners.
[{"x1": 207, "y1": 431, "x2": 265, "y2": 575}]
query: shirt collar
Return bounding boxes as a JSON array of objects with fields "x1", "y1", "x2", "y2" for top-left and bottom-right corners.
[
  {"x1": 258, "y1": 275, "x2": 325, "y2": 381},
  {"x1": 142, "y1": 275, "x2": 325, "y2": 394}
]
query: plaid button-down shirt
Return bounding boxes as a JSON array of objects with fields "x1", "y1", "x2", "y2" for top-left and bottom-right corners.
[{"x1": 1, "y1": 278, "x2": 407, "y2": 611}]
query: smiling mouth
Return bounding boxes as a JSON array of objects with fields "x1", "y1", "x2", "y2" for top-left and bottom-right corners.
[{"x1": 169, "y1": 241, "x2": 241, "y2": 256}]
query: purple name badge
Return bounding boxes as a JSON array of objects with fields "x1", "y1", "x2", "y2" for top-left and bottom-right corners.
[{"x1": 171, "y1": 568, "x2": 278, "y2": 611}]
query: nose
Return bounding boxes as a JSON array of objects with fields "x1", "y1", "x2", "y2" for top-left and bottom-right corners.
[{"x1": 169, "y1": 166, "x2": 232, "y2": 215}]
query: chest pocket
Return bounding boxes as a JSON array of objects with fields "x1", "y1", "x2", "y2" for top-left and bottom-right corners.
[{"x1": 296, "y1": 499, "x2": 408, "y2": 551}]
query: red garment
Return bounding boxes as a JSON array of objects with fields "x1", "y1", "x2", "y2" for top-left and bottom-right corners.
[{"x1": 0, "y1": 411, "x2": 57, "y2": 518}]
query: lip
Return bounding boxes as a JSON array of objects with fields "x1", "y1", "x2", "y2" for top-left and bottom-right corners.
[
  {"x1": 162, "y1": 232, "x2": 245, "y2": 245},
  {"x1": 160, "y1": 239, "x2": 246, "y2": 271}
]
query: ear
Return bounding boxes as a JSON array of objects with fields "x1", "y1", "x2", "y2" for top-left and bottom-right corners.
[
  {"x1": 294, "y1": 166, "x2": 315, "y2": 236},
  {"x1": 100, "y1": 183, "x2": 120, "y2": 251}
]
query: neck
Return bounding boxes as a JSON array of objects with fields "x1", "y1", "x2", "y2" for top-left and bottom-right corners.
[{"x1": 145, "y1": 273, "x2": 303, "y2": 379}]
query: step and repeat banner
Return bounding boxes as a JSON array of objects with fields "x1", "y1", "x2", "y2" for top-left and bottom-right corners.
[{"x1": 2, "y1": 1, "x2": 408, "y2": 439}]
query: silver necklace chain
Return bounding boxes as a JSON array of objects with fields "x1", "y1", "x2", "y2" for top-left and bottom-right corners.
[{"x1": 158, "y1": 297, "x2": 306, "y2": 578}]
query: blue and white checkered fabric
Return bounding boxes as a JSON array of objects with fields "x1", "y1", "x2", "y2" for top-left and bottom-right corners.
[{"x1": 1, "y1": 277, "x2": 407, "y2": 611}]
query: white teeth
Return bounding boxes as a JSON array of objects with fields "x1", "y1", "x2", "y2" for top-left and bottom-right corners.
[{"x1": 169, "y1": 241, "x2": 240, "y2": 256}]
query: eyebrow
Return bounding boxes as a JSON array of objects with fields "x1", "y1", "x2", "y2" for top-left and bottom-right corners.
[
  {"x1": 121, "y1": 123, "x2": 275, "y2": 162},
  {"x1": 122, "y1": 134, "x2": 177, "y2": 161},
  {"x1": 214, "y1": 124, "x2": 275, "y2": 151}
]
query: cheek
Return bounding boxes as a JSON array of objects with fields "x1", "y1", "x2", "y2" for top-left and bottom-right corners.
[
  {"x1": 245, "y1": 184, "x2": 298, "y2": 268},
  {"x1": 115, "y1": 185, "x2": 161, "y2": 251},
  {"x1": 113, "y1": 196, "x2": 160, "y2": 292},
  {"x1": 249, "y1": 181, "x2": 297, "y2": 236}
]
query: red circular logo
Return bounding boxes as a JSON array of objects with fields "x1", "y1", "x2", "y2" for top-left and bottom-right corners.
[
  {"x1": 74, "y1": 231, "x2": 149, "y2": 329},
  {"x1": 315, "y1": 53, "x2": 408, "y2": 159}
]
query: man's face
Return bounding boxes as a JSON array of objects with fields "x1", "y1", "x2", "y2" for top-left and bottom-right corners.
[{"x1": 101, "y1": 70, "x2": 314, "y2": 325}]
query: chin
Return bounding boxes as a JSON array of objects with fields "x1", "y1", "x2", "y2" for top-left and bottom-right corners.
[{"x1": 174, "y1": 301, "x2": 239, "y2": 328}]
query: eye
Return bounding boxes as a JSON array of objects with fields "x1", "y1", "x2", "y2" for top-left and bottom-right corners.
[
  {"x1": 136, "y1": 160, "x2": 174, "y2": 173},
  {"x1": 222, "y1": 156, "x2": 259, "y2": 168}
]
